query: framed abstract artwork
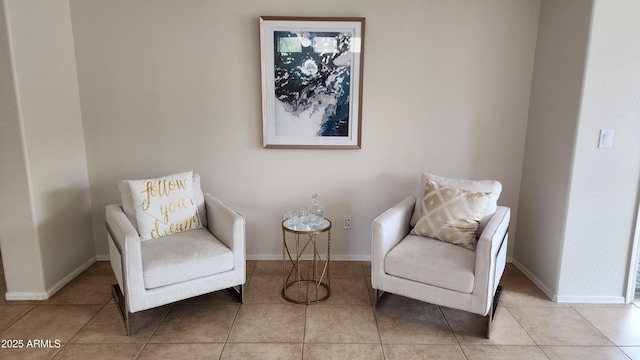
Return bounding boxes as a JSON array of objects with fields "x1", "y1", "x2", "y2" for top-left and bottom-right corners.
[{"x1": 260, "y1": 16, "x2": 365, "y2": 149}]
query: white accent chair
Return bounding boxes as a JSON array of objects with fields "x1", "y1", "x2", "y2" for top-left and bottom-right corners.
[
  {"x1": 106, "y1": 175, "x2": 245, "y2": 335},
  {"x1": 371, "y1": 173, "x2": 509, "y2": 338}
]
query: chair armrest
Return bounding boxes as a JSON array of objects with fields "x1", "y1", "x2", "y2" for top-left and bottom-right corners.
[
  {"x1": 204, "y1": 193, "x2": 245, "y2": 254},
  {"x1": 371, "y1": 195, "x2": 415, "y2": 286},
  {"x1": 106, "y1": 203, "x2": 142, "y2": 261},
  {"x1": 105, "y1": 204, "x2": 144, "y2": 295},
  {"x1": 476, "y1": 206, "x2": 510, "y2": 258},
  {"x1": 474, "y1": 206, "x2": 510, "y2": 309}
]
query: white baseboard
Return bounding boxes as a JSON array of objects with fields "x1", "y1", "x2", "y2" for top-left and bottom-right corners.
[
  {"x1": 511, "y1": 258, "x2": 556, "y2": 301},
  {"x1": 510, "y1": 258, "x2": 626, "y2": 304},
  {"x1": 555, "y1": 295, "x2": 626, "y2": 304},
  {"x1": 5, "y1": 291, "x2": 49, "y2": 301},
  {"x1": 5, "y1": 257, "x2": 96, "y2": 301},
  {"x1": 45, "y1": 257, "x2": 97, "y2": 299}
]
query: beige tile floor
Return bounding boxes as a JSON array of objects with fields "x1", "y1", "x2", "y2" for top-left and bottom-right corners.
[{"x1": 0, "y1": 259, "x2": 640, "y2": 359}]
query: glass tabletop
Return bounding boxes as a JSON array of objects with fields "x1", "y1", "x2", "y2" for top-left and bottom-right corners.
[{"x1": 282, "y1": 216, "x2": 331, "y2": 233}]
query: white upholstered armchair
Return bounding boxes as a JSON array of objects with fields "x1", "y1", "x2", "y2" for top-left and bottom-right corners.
[
  {"x1": 106, "y1": 172, "x2": 245, "y2": 335},
  {"x1": 372, "y1": 173, "x2": 509, "y2": 338}
]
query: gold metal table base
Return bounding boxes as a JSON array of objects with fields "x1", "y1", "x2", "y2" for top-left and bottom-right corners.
[
  {"x1": 282, "y1": 279, "x2": 331, "y2": 304},
  {"x1": 282, "y1": 217, "x2": 332, "y2": 304}
]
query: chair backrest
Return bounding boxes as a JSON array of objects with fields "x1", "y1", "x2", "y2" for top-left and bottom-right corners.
[{"x1": 410, "y1": 173, "x2": 502, "y2": 235}]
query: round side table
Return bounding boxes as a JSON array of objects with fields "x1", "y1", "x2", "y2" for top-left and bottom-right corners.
[{"x1": 282, "y1": 216, "x2": 332, "y2": 304}]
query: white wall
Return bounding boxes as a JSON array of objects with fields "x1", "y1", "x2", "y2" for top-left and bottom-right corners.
[
  {"x1": 558, "y1": 0, "x2": 640, "y2": 302},
  {"x1": 0, "y1": 0, "x2": 46, "y2": 297},
  {"x1": 514, "y1": 0, "x2": 640, "y2": 302},
  {"x1": 0, "y1": 0, "x2": 94, "y2": 299},
  {"x1": 513, "y1": 0, "x2": 593, "y2": 298},
  {"x1": 70, "y1": 0, "x2": 540, "y2": 260},
  {"x1": 5, "y1": 0, "x2": 636, "y2": 303}
]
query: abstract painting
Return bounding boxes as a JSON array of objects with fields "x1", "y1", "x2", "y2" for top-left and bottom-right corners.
[{"x1": 260, "y1": 17, "x2": 365, "y2": 148}]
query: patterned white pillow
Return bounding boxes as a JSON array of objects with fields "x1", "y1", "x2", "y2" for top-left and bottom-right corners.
[
  {"x1": 410, "y1": 173, "x2": 502, "y2": 236},
  {"x1": 410, "y1": 179, "x2": 490, "y2": 250},
  {"x1": 128, "y1": 171, "x2": 203, "y2": 240}
]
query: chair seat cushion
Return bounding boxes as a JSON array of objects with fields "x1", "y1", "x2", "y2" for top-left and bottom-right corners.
[
  {"x1": 141, "y1": 228, "x2": 234, "y2": 289},
  {"x1": 385, "y1": 234, "x2": 476, "y2": 293}
]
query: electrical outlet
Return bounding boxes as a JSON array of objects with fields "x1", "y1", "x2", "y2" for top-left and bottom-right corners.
[{"x1": 343, "y1": 216, "x2": 351, "y2": 230}]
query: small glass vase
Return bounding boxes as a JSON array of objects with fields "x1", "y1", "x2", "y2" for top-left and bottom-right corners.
[{"x1": 308, "y1": 194, "x2": 325, "y2": 226}]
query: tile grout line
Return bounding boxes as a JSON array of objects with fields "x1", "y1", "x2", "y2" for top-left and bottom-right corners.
[
  {"x1": 0, "y1": 301, "x2": 39, "y2": 337},
  {"x1": 217, "y1": 304, "x2": 242, "y2": 360},
  {"x1": 133, "y1": 303, "x2": 175, "y2": 359},
  {"x1": 500, "y1": 305, "x2": 537, "y2": 345},
  {"x1": 570, "y1": 304, "x2": 627, "y2": 354},
  {"x1": 215, "y1": 264, "x2": 254, "y2": 360},
  {"x1": 435, "y1": 304, "x2": 471, "y2": 360},
  {"x1": 301, "y1": 304, "x2": 308, "y2": 360},
  {"x1": 53, "y1": 300, "x2": 112, "y2": 359},
  {"x1": 370, "y1": 285, "x2": 388, "y2": 359},
  {"x1": 365, "y1": 268, "x2": 390, "y2": 360},
  {"x1": 501, "y1": 305, "x2": 553, "y2": 359}
]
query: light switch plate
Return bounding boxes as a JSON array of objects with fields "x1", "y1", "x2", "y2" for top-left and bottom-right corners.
[{"x1": 598, "y1": 129, "x2": 613, "y2": 149}]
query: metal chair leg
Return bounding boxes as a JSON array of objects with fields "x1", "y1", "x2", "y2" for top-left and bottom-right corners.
[
  {"x1": 228, "y1": 284, "x2": 244, "y2": 303},
  {"x1": 112, "y1": 284, "x2": 131, "y2": 336},
  {"x1": 486, "y1": 284, "x2": 503, "y2": 339},
  {"x1": 114, "y1": 283, "x2": 244, "y2": 336},
  {"x1": 374, "y1": 289, "x2": 388, "y2": 307}
]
